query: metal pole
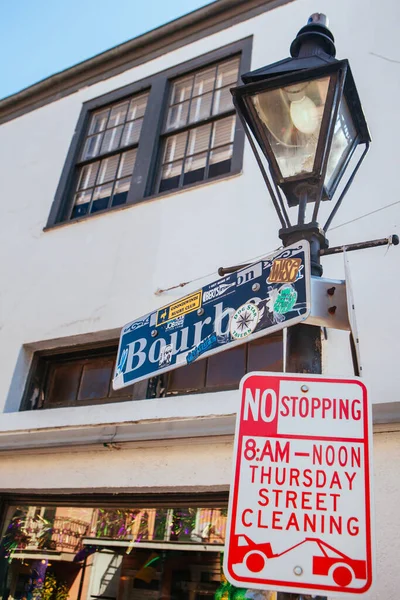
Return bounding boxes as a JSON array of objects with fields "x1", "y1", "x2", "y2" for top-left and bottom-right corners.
[
  {"x1": 76, "y1": 557, "x2": 88, "y2": 600},
  {"x1": 279, "y1": 225, "x2": 326, "y2": 375}
]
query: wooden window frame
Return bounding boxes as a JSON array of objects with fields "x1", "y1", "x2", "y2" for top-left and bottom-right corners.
[
  {"x1": 155, "y1": 57, "x2": 240, "y2": 194},
  {"x1": 161, "y1": 333, "x2": 284, "y2": 397},
  {"x1": 20, "y1": 342, "x2": 148, "y2": 411},
  {"x1": 46, "y1": 37, "x2": 252, "y2": 228},
  {"x1": 66, "y1": 92, "x2": 149, "y2": 220},
  {"x1": 20, "y1": 332, "x2": 283, "y2": 411}
]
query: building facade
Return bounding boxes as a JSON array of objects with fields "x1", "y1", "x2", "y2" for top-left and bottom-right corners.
[{"x1": 0, "y1": 0, "x2": 399, "y2": 599}]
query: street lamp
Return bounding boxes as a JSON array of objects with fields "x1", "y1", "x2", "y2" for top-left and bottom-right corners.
[
  {"x1": 231, "y1": 14, "x2": 370, "y2": 374},
  {"x1": 231, "y1": 14, "x2": 370, "y2": 274}
]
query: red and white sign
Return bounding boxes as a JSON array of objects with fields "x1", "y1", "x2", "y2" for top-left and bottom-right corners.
[{"x1": 224, "y1": 372, "x2": 374, "y2": 596}]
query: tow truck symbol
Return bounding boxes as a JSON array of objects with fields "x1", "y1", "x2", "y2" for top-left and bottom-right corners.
[{"x1": 231, "y1": 535, "x2": 367, "y2": 588}]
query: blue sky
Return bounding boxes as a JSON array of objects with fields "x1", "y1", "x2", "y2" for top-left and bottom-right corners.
[{"x1": 0, "y1": 0, "x2": 214, "y2": 100}]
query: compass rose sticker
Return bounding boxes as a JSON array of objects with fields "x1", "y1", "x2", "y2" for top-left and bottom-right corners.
[{"x1": 230, "y1": 303, "x2": 260, "y2": 340}]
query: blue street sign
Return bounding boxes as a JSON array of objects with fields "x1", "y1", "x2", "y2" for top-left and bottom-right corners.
[{"x1": 113, "y1": 241, "x2": 310, "y2": 389}]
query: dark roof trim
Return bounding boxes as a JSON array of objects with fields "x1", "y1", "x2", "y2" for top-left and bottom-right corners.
[{"x1": 0, "y1": 0, "x2": 292, "y2": 125}]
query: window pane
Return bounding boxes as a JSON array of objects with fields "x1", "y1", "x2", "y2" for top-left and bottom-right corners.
[
  {"x1": 108, "y1": 102, "x2": 129, "y2": 128},
  {"x1": 89, "y1": 109, "x2": 109, "y2": 135},
  {"x1": 171, "y1": 76, "x2": 193, "y2": 104},
  {"x1": 78, "y1": 359, "x2": 114, "y2": 401},
  {"x1": 189, "y1": 92, "x2": 212, "y2": 123},
  {"x1": 193, "y1": 67, "x2": 216, "y2": 97},
  {"x1": 167, "y1": 359, "x2": 206, "y2": 393},
  {"x1": 212, "y1": 115, "x2": 235, "y2": 147},
  {"x1": 82, "y1": 133, "x2": 103, "y2": 160},
  {"x1": 159, "y1": 160, "x2": 183, "y2": 192},
  {"x1": 109, "y1": 379, "x2": 135, "y2": 398},
  {"x1": 206, "y1": 345, "x2": 246, "y2": 388},
  {"x1": 77, "y1": 162, "x2": 99, "y2": 190},
  {"x1": 97, "y1": 155, "x2": 119, "y2": 184},
  {"x1": 118, "y1": 149, "x2": 137, "y2": 178},
  {"x1": 216, "y1": 58, "x2": 240, "y2": 88},
  {"x1": 161, "y1": 160, "x2": 182, "y2": 180},
  {"x1": 247, "y1": 336, "x2": 283, "y2": 372},
  {"x1": 209, "y1": 143, "x2": 233, "y2": 165},
  {"x1": 46, "y1": 363, "x2": 82, "y2": 405},
  {"x1": 72, "y1": 189, "x2": 92, "y2": 218},
  {"x1": 168, "y1": 507, "x2": 200, "y2": 541},
  {"x1": 163, "y1": 132, "x2": 188, "y2": 163},
  {"x1": 212, "y1": 86, "x2": 233, "y2": 116},
  {"x1": 187, "y1": 124, "x2": 211, "y2": 155},
  {"x1": 127, "y1": 93, "x2": 148, "y2": 121},
  {"x1": 184, "y1": 152, "x2": 207, "y2": 185},
  {"x1": 209, "y1": 144, "x2": 233, "y2": 178},
  {"x1": 121, "y1": 119, "x2": 143, "y2": 146},
  {"x1": 91, "y1": 183, "x2": 113, "y2": 212},
  {"x1": 74, "y1": 189, "x2": 92, "y2": 205},
  {"x1": 112, "y1": 177, "x2": 131, "y2": 206},
  {"x1": 166, "y1": 100, "x2": 190, "y2": 130},
  {"x1": 71, "y1": 205, "x2": 89, "y2": 219},
  {"x1": 100, "y1": 125, "x2": 123, "y2": 154}
]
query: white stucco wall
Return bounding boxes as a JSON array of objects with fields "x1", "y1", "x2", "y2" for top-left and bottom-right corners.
[
  {"x1": 0, "y1": 0, "x2": 399, "y2": 422},
  {"x1": 0, "y1": 0, "x2": 399, "y2": 597}
]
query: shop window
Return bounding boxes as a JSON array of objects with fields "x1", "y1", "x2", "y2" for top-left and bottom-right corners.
[
  {"x1": 0, "y1": 503, "x2": 229, "y2": 600},
  {"x1": 21, "y1": 334, "x2": 283, "y2": 410},
  {"x1": 46, "y1": 38, "x2": 251, "y2": 227},
  {"x1": 0, "y1": 502, "x2": 326, "y2": 600}
]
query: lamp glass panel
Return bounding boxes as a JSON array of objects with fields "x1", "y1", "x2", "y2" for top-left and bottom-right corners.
[
  {"x1": 250, "y1": 76, "x2": 330, "y2": 179},
  {"x1": 324, "y1": 96, "x2": 357, "y2": 192}
]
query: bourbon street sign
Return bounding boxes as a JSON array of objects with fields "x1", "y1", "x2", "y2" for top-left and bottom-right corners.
[
  {"x1": 113, "y1": 241, "x2": 310, "y2": 389},
  {"x1": 224, "y1": 372, "x2": 374, "y2": 597}
]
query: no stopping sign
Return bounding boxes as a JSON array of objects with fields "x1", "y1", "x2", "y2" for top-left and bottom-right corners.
[{"x1": 224, "y1": 372, "x2": 374, "y2": 596}]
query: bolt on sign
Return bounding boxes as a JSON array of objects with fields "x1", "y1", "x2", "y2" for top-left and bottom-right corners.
[
  {"x1": 224, "y1": 372, "x2": 374, "y2": 597},
  {"x1": 113, "y1": 242, "x2": 310, "y2": 389}
]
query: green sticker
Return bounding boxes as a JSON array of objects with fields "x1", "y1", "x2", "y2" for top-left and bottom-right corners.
[{"x1": 273, "y1": 286, "x2": 297, "y2": 314}]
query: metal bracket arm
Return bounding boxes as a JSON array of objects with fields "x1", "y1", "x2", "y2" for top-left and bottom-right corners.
[{"x1": 218, "y1": 234, "x2": 398, "y2": 275}]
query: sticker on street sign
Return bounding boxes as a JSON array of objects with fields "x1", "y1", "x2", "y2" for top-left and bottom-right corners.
[
  {"x1": 113, "y1": 242, "x2": 310, "y2": 389},
  {"x1": 224, "y1": 372, "x2": 374, "y2": 597}
]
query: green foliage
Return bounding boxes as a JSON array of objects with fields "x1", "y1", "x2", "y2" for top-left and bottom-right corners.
[
  {"x1": 2, "y1": 507, "x2": 54, "y2": 562},
  {"x1": 55, "y1": 581, "x2": 69, "y2": 600},
  {"x1": 39, "y1": 572, "x2": 57, "y2": 600},
  {"x1": 33, "y1": 573, "x2": 69, "y2": 600}
]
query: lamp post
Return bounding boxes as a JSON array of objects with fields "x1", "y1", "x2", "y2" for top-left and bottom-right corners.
[{"x1": 231, "y1": 14, "x2": 370, "y2": 374}]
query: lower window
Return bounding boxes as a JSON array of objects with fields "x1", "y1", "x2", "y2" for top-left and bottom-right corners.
[
  {"x1": 165, "y1": 334, "x2": 283, "y2": 395},
  {"x1": 0, "y1": 502, "x2": 229, "y2": 600},
  {"x1": 22, "y1": 334, "x2": 283, "y2": 410},
  {"x1": 0, "y1": 501, "x2": 327, "y2": 600}
]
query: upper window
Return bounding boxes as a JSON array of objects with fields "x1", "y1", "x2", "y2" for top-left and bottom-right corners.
[
  {"x1": 47, "y1": 38, "x2": 252, "y2": 226},
  {"x1": 157, "y1": 58, "x2": 239, "y2": 193},
  {"x1": 67, "y1": 93, "x2": 149, "y2": 220}
]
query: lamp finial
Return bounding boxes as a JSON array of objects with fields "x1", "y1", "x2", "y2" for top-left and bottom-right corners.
[
  {"x1": 290, "y1": 13, "x2": 336, "y2": 58},
  {"x1": 308, "y1": 13, "x2": 329, "y2": 27}
]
